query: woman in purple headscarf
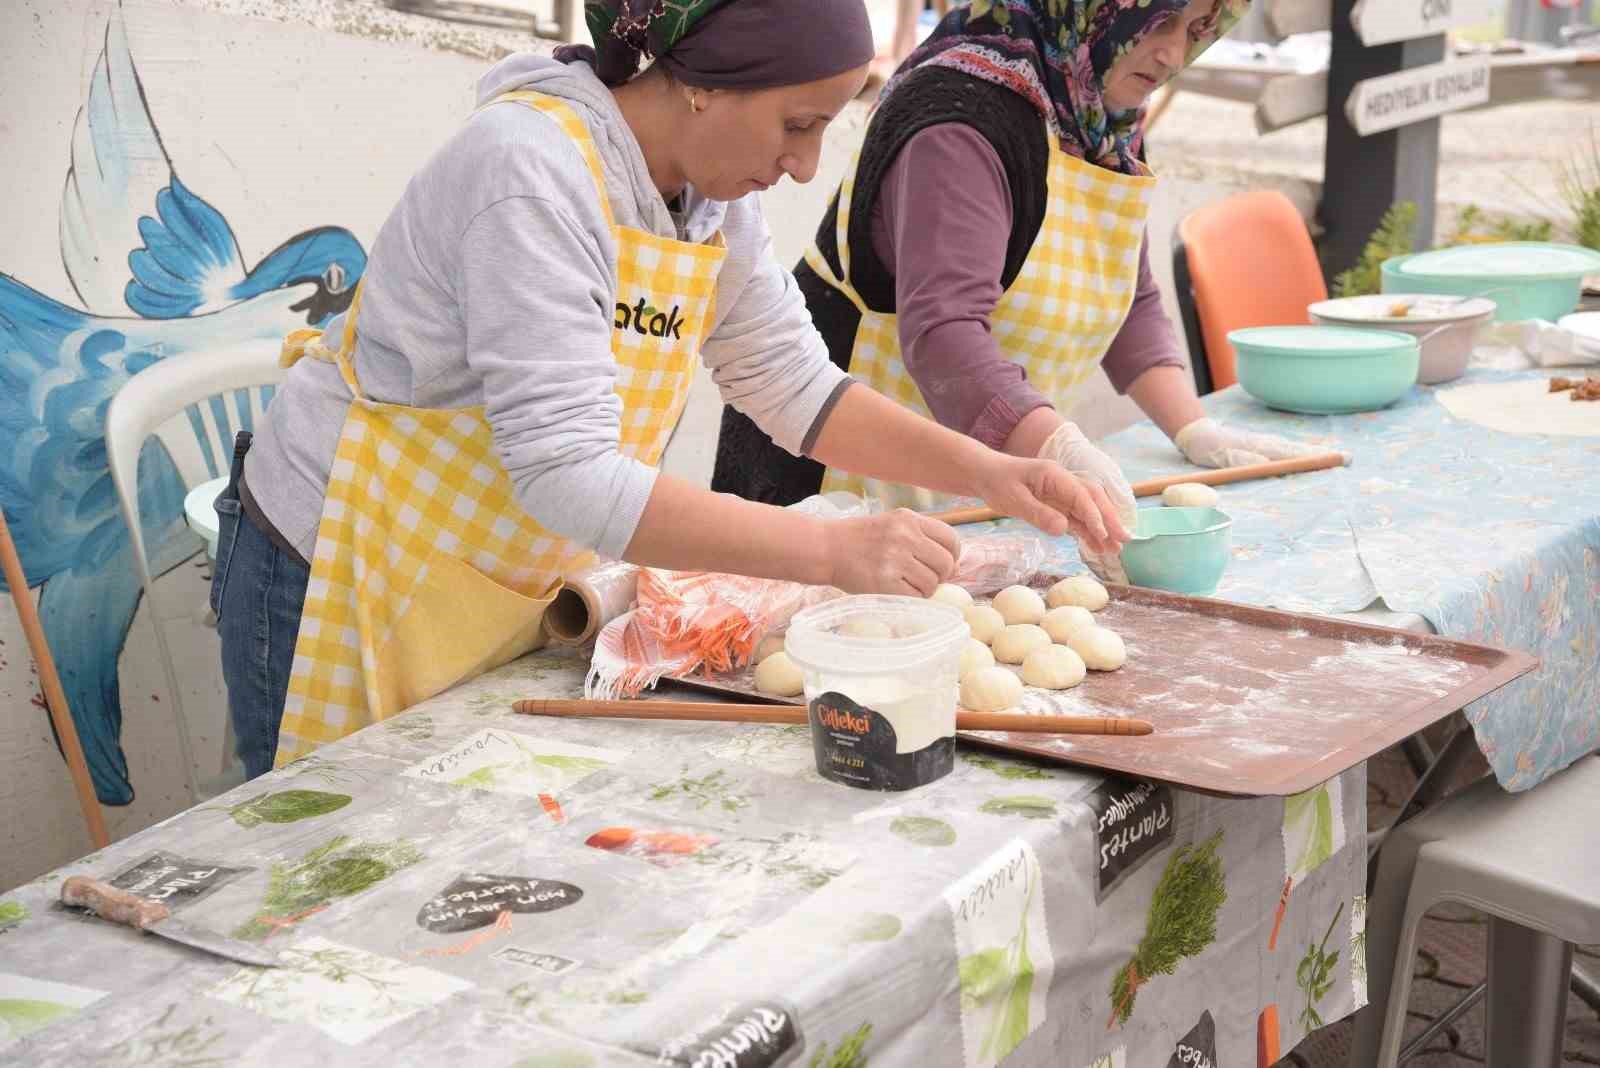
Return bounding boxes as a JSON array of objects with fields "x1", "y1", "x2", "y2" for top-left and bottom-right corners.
[
  {"x1": 714, "y1": 0, "x2": 1333, "y2": 584},
  {"x1": 218, "y1": 0, "x2": 1131, "y2": 774}
]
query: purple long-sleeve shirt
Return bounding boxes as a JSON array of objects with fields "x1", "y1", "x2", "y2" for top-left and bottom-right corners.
[{"x1": 868, "y1": 123, "x2": 1184, "y2": 450}]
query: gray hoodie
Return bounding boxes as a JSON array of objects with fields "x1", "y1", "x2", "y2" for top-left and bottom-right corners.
[{"x1": 244, "y1": 55, "x2": 847, "y2": 562}]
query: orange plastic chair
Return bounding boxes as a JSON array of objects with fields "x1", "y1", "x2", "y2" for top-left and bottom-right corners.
[{"x1": 1176, "y1": 190, "x2": 1328, "y2": 392}]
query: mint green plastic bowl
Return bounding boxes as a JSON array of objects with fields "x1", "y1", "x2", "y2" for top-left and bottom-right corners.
[
  {"x1": 1381, "y1": 243, "x2": 1600, "y2": 323},
  {"x1": 1119, "y1": 507, "x2": 1232, "y2": 597},
  {"x1": 1229, "y1": 325, "x2": 1419, "y2": 414}
]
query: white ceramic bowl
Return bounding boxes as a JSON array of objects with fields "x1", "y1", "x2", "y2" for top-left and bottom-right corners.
[{"x1": 1308, "y1": 294, "x2": 1496, "y2": 385}]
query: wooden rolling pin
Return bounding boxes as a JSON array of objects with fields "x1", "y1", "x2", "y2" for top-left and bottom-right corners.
[
  {"x1": 514, "y1": 698, "x2": 1152, "y2": 737},
  {"x1": 932, "y1": 451, "x2": 1347, "y2": 527}
]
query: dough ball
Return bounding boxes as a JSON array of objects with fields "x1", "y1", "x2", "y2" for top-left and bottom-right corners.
[
  {"x1": 840, "y1": 618, "x2": 894, "y2": 639},
  {"x1": 754, "y1": 633, "x2": 786, "y2": 665},
  {"x1": 992, "y1": 585, "x2": 1047, "y2": 626},
  {"x1": 1066, "y1": 626, "x2": 1127, "y2": 671},
  {"x1": 754, "y1": 651, "x2": 805, "y2": 696},
  {"x1": 1162, "y1": 482, "x2": 1219, "y2": 508},
  {"x1": 959, "y1": 638, "x2": 995, "y2": 678},
  {"x1": 1021, "y1": 645, "x2": 1087, "y2": 691},
  {"x1": 1041, "y1": 605, "x2": 1095, "y2": 644},
  {"x1": 1047, "y1": 575, "x2": 1110, "y2": 611},
  {"x1": 963, "y1": 604, "x2": 1006, "y2": 645},
  {"x1": 993, "y1": 624, "x2": 1051, "y2": 665},
  {"x1": 960, "y1": 666, "x2": 1024, "y2": 712},
  {"x1": 930, "y1": 583, "x2": 974, "y2": 609}
]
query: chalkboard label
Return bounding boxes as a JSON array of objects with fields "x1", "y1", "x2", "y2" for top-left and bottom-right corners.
[
  {"x1": 1167, "y1": 1010, "x2": 1218, "y2": 1068},
  {"x1": 653, "y1": 1000, "x2": 803, "y2": 1068},
  {"x1": 109, "y1": 852, "x2": 248, "y2": 908},
  {"x1": 1084, "y1": 778, "x2": 1175, "y2": 901},
  {"x1": 417, "y1": 874, "x2": 583, "y2": 933},
  {"x1": 809, "y1": 692, "x2": 953, "y2": 792},
  {"x1": 493, "y1": 946, "x2": 581, "y2": 975}
]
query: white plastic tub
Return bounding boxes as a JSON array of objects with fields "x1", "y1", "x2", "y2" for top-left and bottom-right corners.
[{"x1": 785, "y1": 595, "x2": 969, "y2": 791}]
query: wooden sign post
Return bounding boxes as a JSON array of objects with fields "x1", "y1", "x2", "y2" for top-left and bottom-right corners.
[{"x1": 1320, "y1": 0, "x2": 1495, "y2": 277}]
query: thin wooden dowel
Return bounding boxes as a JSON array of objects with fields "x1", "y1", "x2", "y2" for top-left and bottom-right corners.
[
  {"x1": 514, "y1": 698, "x2": 1152, "y2": 737},
  {"x1": 0, "y1": 507, "x2": 110, "y2": 848},
  {"x1": 930, "y1": 451, "x2": 1348, "y2": 527}
]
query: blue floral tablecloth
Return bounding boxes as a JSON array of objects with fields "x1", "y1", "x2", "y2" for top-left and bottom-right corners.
[{"x1": 1068, "y1": 368, "x2": 1600, "y2": 791}]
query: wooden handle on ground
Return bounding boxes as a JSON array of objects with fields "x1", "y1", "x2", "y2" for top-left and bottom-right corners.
[
  {"x1": 931, "y1": 451, "x2": 1348, "y2": 527},
  {"x1": 513, "y1": 698, "x2": 1151, "y2": 737},
  {"x1": 61, "y1": 876, "x2": 170, "y2": 929},
  {"x1": 0, "y1": 509, "x2": 110, "y2": 848}
]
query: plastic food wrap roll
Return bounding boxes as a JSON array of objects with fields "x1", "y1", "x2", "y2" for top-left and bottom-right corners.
[{"x1": 545, "y1": 561, "x2": 639, "y2": 646}]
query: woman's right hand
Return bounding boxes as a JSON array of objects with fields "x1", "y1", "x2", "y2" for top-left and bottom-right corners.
[{"x1": 822, "y1": 509, "x2": 962, "y2": 596}]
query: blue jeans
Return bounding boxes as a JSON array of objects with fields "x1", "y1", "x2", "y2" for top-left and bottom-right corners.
[{"x1": 211, "y1": 433, "x2": 310, "y2": 780}]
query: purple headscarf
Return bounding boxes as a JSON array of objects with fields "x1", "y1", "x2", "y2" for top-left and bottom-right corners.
[{"x1": 557, "y1": 0, "x2": 875, "y2": 90}]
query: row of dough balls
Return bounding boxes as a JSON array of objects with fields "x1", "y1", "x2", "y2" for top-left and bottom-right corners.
[{"x1": 940, "y1": 578, "x2": 1126, "y2": 711}]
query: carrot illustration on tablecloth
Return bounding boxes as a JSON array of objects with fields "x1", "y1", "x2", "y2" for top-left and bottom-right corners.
[
  {"x1": 1271, "y1": 778, "x2": 1346, "y2": 950},
  {"x1": 1107, "y1": 831, "x2": 1227, "y2": 1029}
]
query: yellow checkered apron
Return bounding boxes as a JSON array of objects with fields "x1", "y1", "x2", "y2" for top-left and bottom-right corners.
[
  {"x1": 807, "y1": 133, "x2": 1157, "y2": 510},
  {"x1": 274, "y1": 91, "x2": 728, "y2": 765}
]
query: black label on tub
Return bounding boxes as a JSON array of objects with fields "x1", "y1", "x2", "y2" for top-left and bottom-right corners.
[
  {"x1": 417, "y1": 873, "x2": 582, "y2": 933},
  {"x1": 653, "y1": 1000, "x2": 803, "y2": 1068},
  {"x1": 1084, "y1": 777, "x2": 1175, "y2": 901},
  {"x1": 809, "y1": 692, "x2": 953, "y2": 792},
  {"x1": 1167, "y1": 1010, "x2": 1219, "y2": 1068},
  {"x1": 109, "y1": 852, "x2": 249, "y2": 909}
]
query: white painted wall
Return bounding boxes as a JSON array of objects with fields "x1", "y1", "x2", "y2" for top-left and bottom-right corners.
[{"x1": 2, "y1": 0, "x2": 1275, "y2": 892}]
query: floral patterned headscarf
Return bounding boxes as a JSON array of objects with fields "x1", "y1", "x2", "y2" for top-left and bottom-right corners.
[{"x1": 881, "y1": 0, "x2": 1249, "y2": 174}]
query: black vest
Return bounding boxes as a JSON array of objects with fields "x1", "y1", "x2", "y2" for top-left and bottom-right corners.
[{"x1": 712, "y1": 67, "x2": 1052, "y2": 507}]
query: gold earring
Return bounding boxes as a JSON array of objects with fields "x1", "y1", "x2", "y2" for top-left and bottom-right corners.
[{"x1": 685, "y1": 89, "x2": 702, "y2": 113}]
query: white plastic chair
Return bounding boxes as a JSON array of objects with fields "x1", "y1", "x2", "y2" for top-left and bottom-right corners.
[{"x1": 105, "y1": 340, "x2": 286, "y2": 803}]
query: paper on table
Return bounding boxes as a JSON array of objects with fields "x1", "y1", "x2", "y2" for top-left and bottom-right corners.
[{"x1": 1474, "y1": 319, "x2": 1600, "y2": 371}]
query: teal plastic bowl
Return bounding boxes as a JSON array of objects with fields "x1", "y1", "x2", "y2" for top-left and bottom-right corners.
[
  {"x1": 1381, "y1": 243, "x2": 1600, "y2": 323},
  {"x1": 1228, "y1": 325, "x2": 1419, "y2": 414},
  {"x1": 1119, "y1": 507, "x2": 1232, "y2": 597}
]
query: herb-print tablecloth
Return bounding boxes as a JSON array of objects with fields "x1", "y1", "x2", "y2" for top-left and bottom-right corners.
[
  {"x1": 1, "y1": 649, "x2": 1365, "y2": 1067},
  {"x1": 1065, "y1": 365, "x2": 1600, "y2": 792}
]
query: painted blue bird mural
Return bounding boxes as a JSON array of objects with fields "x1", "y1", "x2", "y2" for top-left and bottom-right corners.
[{"x1": 0, "y1": 8, "x2": 366, "y2": 805}]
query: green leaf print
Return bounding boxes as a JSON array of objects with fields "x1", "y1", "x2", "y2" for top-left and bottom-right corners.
[
  {"x1": 226, "y1": 789, "x2": 352, "y2": 828},
  {"x1": 980, "y1": 796, "x2": 1058, "y2": 820},
  {"x1": 842, "y1": 913, "x2": 902, "y2": 945},
  {"x1": 0, "y1": 900, "x2": 27, "y2": 930},
  {"x1": 452, "y1": 766, "x2": 502, "y2": 790},
  {"x1": 1296, "y1": 902, "x2": 1345, "y2": 1032},
  {"x1": 0, "y1": 998, "x2": 76, "y2": 1039},
  {"x1": 647, "y1": 768, "x2": 748, "y2": 812},
  {"x1": 1284, "y1": 785, "x2": 1335, "y2": 875},
  {"x1": 890, "y1": 816, "x2": 956, "y2": 847},
  {"x1": 958, "y1": 870, "x2": 1039, "y2": 1062},
  {"x1": 530, "y1": 755, "x2": 609, "y2": 775},
  {"x1": 810, "y1": 1022, "x2": 872, "y2": 1067},
  {"x1": 233, "y1": 835, "x2": 423, "y2": 942},
  {"x1": 513, "y1": 1053, "x2": 596, "y2": 1068},
  {"x1": 1108, "y1": 831, "x2": 1227, "y2": 1028},
  {"x1": 963, "y1": 753, "x2": 1050, "y2": 781}
]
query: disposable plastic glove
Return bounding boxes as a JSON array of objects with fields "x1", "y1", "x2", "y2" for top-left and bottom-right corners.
[
  {"x1": 1037, "y1": 422, "x2": 1136, "y2": 584},
  {"x1": 1174, "y1": 417, "x2": 1329, "y2": 469}
]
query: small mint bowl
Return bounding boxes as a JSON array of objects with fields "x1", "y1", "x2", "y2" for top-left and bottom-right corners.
[
  {"x1": 1120, "y1": 507, "x2": 1233, "y2": 597},
  {"x1": 1229, "y1": 325, "x2": 1419, "y2": 414}
]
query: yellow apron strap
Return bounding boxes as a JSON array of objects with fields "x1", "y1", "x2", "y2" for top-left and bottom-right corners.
[
  {"x1": 481, "y1": 90, "x2": 616, "y2": 231},
  {"x1": 802, "y1": 147, "x2": 871, "y2": 318},
  {"x1": 279, "y1": 283, "x2": 366, "y2": 400}
]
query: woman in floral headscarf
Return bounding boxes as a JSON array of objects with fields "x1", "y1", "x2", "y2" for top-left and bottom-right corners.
[{"x1": 714, "y1": 0, "x2": 1328, "y2": 582}]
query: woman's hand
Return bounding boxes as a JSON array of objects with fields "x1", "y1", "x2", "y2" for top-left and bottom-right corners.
[
  {"x1": 823, "y1": 510, "x2": 961, "y2": 596},
  {"x1": 971, "y1": 450, "x2": 1130, "y2": 559},
  {"x1": 1036, "y1": 422, "x2": 1138, "y2": 582},
  {"x1": 1175, "y1": 417, "x2": 1331, "y2": 469}
]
